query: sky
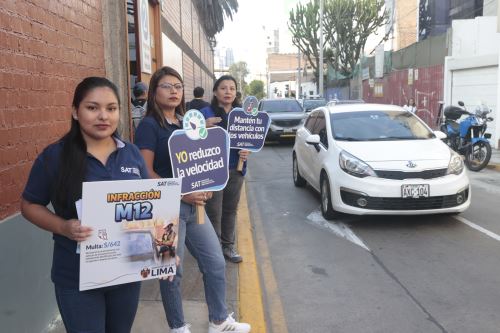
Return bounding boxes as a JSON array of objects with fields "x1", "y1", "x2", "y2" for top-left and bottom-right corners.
[{"x1": 214, "y1": 0, "x2": 301, "y2": 80}]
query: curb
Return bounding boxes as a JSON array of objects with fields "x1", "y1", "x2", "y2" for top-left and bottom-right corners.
[
  {"x1": 237, "y1": 182, "x2": 267, "y2": 332},
  {"x1": 486, "y1": 163, "x2": 500, "y2": 171}
]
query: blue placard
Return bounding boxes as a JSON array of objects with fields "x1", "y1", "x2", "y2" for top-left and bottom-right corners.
[
  {"x1": 227, "y1": 96, "x2": 270, "y2": 151},
  {"x1": 168, "y1": 110, "x2": 230, "y2": 194}
]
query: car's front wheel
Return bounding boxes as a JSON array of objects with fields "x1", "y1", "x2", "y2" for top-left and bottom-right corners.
[
  {"x1": 293, "y1": 153, "x2": 306, "y2": 187},
  {"x1": 320, "y1": 173, "x2": 338, "y2": 220}
]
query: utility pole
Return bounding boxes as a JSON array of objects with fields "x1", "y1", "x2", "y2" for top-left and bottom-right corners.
[
  {"x1": 319, "y1": 0, "x2": 324, "y2": 97},
  {"x1": 297, "y1": 49, "x2": 301, "y2": 99}
]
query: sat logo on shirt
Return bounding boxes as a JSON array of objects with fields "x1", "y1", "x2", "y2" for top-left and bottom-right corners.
[{"x1": 121, "y1": 166, "x2": 141, "y2": 177}]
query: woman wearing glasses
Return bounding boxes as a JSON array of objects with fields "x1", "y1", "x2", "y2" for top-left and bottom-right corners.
[{"x1": 134, "y1": 67, "x2": 250, "y2": 333}]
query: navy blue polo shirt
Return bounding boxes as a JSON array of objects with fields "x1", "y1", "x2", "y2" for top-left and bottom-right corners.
[
  {"x1": 134, "y1": 115, "x2": 182, "y2": 178},
  {"x1": 22, "y1": 137, "x2": 148, "y2": 288},
  {"x1": 200, "y1": 105, "x2": 247, "y2": 175}
]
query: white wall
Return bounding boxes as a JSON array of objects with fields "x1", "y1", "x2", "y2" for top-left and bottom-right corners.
[
  {"x1": 444, "y1": 16, "x2": 500, "y2": 149},
  {"x1": 450, "y1": 16, "x2": 499, "y2": 58}
]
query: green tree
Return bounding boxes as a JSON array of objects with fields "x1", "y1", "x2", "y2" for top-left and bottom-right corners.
[
  {"x1": 324, "y1": 0, "x2": 388, "y2": 78},
  {"x1": 245, "y1": 80, "x2": 265, "y2": 100},
  {"x1": 228, "y1": 61, "x2": 249, "y2": 93},
  {"x1": 288, "y1": 0, "x2": 333, "y2": 89},
  {"x1": 194, "y1": 0, "x2": 239, "y2": 38}
]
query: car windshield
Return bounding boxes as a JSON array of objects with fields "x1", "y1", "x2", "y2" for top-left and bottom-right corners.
[
  {"x1": 303, "y1": 99, "x2": 327, "y2": 111},
  {"x1": 331, "y1": 110, "x2": 434, "y2": 141},
  {"x1": 261, "y1": 100, "x2": 303, "y2": 113}
]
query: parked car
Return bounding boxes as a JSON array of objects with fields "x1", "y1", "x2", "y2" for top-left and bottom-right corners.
[
  {"x1": 258, "y1": 98, "x2": 306, "y2": 141},
  {"x1": 293, "y1": 103, "x2": 470, "y2": 219},
  {"x1": 301, "y1": 98, "x2": 328, "y2": 113}
]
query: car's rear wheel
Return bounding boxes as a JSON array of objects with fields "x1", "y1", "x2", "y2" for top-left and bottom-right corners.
[
  {"x1": 320, "y1": 173, "x2": 338, "y2": 220},
  {"x1": 293, "y1": 153, "x2": 306, "y2": 187}
]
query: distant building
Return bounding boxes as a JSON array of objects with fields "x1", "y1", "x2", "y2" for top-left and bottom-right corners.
[
  {"x1": 418, "y1": 0, "x2": 497, "y2": 40},
  {"x1": 267, "y1": 53, "x2": 316, "y2": 98},
  {"x1": 214, "y1": 47, "x2": 235, "y2": 71},
  {"x1": 265, "y1": 28, "x2": 280, "y2": 54},
  {"x1": 387, "y1": 0, "x2": 418, "y2": 51}
]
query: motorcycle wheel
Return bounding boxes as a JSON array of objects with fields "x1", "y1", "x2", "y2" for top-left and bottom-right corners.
[{"x1": 465, "y1": 141, "x2": 492, "y2": 171}]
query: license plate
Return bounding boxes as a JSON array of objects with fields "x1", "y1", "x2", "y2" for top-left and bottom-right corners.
[
  {"x1": 283, "y1": 128, "x2": 293, "y2": 133},
  {"x1": 401, "y1": 184, "x2": 429, "y2": 198}
]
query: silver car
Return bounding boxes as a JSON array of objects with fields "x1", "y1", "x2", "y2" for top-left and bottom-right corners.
[{"x1": 258, "y1": 98, "x2": 306, "y2": 141}]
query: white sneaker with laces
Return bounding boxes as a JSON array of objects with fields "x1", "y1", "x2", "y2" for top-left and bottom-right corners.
[
  {"x1": 171, "y1": 324, "x2": 192, "y2": 333},
  {"x1": 208, "y1": 313, "x2": 251, "y2": 333}
]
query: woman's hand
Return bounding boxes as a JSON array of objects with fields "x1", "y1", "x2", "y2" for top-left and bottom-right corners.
[
  {"x1": 206, "y1": 117, "x2": 222, "y2": 128},
  {"x1": 238, "y1": 149, "x2": 251, "y2": 162},
  {"x1": 181, "y1": 191, "x2": 213, "y2": 205},
  {"x1": 164, "y1": 255, "x2": 181, "y2": 282},
  {"x1": 61, "y1": 219, "x2": 93, "y2": 242}
]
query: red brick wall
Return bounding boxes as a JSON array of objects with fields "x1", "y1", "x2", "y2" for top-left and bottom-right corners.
[
  {"x1": 0, "y1": 1, "x2": 105, "y2": 220},
  {"x1": 362, "y1": 65, "x2": 444, "y2": 128}
]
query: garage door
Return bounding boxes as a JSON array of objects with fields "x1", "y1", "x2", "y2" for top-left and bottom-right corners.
[{"x1": 451, "y1": 66, "x2": 498, "y2": 148}]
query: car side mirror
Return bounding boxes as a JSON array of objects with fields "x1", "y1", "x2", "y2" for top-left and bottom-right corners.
[
  {"x1": 306, "y1": 134, "x2": 321, "y2": 152},
  {"x1": 434, "y1": 130, "x2": 447, "y2": 140},
  {"x1": 306, "y1": 134, "x2": 320, "y2": 145},
  {"x1": 458, "y1": 101, "x2": 465, "y2": 107}
]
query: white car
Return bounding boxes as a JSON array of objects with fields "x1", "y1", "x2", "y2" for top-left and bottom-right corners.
[{"x1": 292, "y1": 103, "x2": 470, "y2": 219}]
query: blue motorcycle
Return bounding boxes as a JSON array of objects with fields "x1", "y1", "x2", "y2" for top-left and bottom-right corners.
[{"x1": 438, "y1": 101, "x2": 494, "y2": 171}]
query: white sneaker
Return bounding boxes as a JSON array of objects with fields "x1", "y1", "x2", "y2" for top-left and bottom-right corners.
[
  {"x1": 208, "y1": 313, "x2": 251, "y2": 333},
  {"x1": 171, "y1": 324, "x2": 192, "y2": 333}
]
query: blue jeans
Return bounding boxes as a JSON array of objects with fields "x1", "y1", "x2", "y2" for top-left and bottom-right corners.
[
  {"x1": 54, "y1": 282, "x2": 141, "y2": 333},
  {"x1": 160, "y1": 201, "x2": 227, "y2": 328}
]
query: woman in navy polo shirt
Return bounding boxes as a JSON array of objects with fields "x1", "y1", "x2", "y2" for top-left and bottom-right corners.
[
  {"x1": 134, "y1": 66, "x2": 250, "y2": 333},
  {"x1": 200, "y1": 76, "x2": 250, "y2": 264},
  {"x1": 21, "y1": 77, "x2": 148, "y2": 333}
]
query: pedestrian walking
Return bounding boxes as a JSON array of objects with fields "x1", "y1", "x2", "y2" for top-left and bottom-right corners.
[
  {"x1": 134, "y1": 66, "x2": 251, "y2": 333},
  {"x1": 186, "y1": 86, "x2": 210, "y2": 111},
  {"x1": 200, "y1": 75, "x2": 250, "y2": 264},
  {"x1": 21, "y1": 77, "x2": 148, "y2": 333}
]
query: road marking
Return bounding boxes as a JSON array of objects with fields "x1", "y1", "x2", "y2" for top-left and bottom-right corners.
[
  {"x1": 306, "y1": 208, "x2": 371, "y2": 252},
  {"x1": 454, "y1": 215, "x2": 500, "y2": 242},
  {"x1": 241, "y1": 183, "x2": 289, "y2": 333},
  {"x1": 237, "y1": 183, "x2": 268, "y2": 333}
]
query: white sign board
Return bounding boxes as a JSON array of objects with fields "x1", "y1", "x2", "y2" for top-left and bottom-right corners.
[
  {"x1": 79, "y1": 178, "x2": 181, "y2": 290},
  {"x1": 138, "y1": 0, "x2": 152, "y2": 74},
  {"x1": 374, "y1": 45, "x2": 385, "y2": 78}
]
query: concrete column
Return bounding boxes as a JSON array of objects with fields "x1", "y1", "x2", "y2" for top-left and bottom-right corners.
[{"x1": 101, "y1": 0, "x2": 132, "y2": 140}]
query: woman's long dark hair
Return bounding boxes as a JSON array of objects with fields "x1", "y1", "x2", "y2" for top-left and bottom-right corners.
[
  {"x1": 55, "y1": 77, "x2": 120, "y2": 212},
  {"x1": 210, "y1": 75, "x2": 239, "y2": 119},
  {"x1": 146, "y1": 66, "x2": 186, "y2": 128}
]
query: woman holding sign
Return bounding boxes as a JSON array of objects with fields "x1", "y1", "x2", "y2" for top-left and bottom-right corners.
[
  {"x1": 20, "y1": 77, "x2": 147, "y2": 332},
  {"x1": 134, "y1": 67, "x2": 250, "y2": 333},
  {"x1": 200, "y1": 76, "x2": 250, "y2": 264}
]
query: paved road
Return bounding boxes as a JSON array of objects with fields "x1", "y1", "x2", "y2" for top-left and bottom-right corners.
[{"x1": 246, "y1": 143, "x2": 500, "y2": 333}]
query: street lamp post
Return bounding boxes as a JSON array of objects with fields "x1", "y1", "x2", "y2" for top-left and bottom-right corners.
[{"x1": 297, "y1": 49, "x2": 301, "y2": 99}]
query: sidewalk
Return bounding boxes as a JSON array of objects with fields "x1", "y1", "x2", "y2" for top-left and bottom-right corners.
[
  {"x1": 131, "y1": 251, "x2": 240, "y2": 333},
  {"x1": 487, "y1": 147, "x2": 500, "y2": 171}
]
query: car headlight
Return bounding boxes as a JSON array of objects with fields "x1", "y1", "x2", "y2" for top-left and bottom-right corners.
[
  {"x1": 339, "y1": 151, "x2": 377, "y2": 178},
  {"x1": 447, "y1": 151, "x2": 464, "y2": 175}
]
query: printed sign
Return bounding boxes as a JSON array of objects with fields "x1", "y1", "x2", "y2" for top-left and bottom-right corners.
[
  {"x1": 138, "y1": 0, "x2": 151, "y2": 74},
  {"x1": 168, "y1": 110, "x2": 230, "y2": 194},
  {"x1": 227, "y1": 96, "x2": 270, "y2": 151},
  {"x1": 79, "y1": 178, "x2": 182, "y2": 291}
]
